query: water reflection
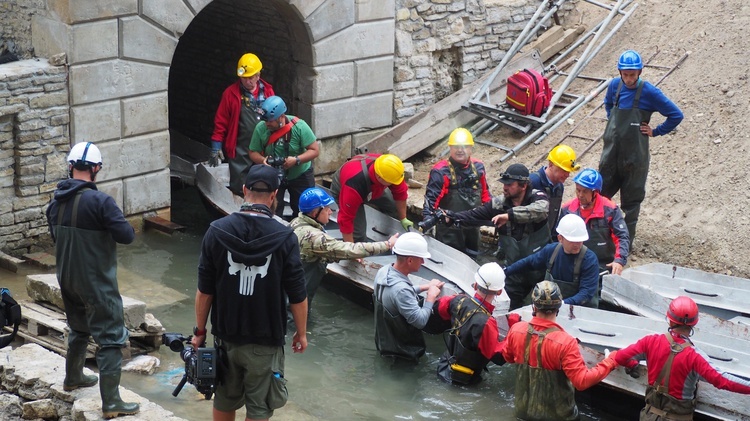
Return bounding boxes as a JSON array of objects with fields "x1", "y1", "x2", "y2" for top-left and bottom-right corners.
[{"x1": 1, "y1": 186, "x2": 632, "y2": 420}]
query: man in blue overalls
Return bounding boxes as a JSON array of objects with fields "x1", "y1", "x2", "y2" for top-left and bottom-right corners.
[{"x1": 600, "y1": 50, "x2": 683, "y2": 249}]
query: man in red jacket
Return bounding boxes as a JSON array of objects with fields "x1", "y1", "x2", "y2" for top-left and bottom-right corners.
[
  {"x1": 503, "y1": 281, "x2": 619, "y2": 420},
  {"x1": 331, "y1": 153, "x2": 412, "y2": 242},
  {"x1": 615, "y1": 296, "x2": 750, "y2": 420},
  {"x1": 209, "y1": 53, "x2": 275, "y2": 196}
]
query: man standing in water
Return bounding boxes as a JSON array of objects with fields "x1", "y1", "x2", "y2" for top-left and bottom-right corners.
[
  {"x1": 46, "y1": 142, "x2": 139, "y2": 419},
  {"x1": 193, "y1": 165, "x2": 308, "y2": 421}
]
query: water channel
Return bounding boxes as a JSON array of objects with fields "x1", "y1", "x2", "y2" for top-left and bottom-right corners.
[{"x1": 1, "y1": 185, "x2": 642, "y2": 420}]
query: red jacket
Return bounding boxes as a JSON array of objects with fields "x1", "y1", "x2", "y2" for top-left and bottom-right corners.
[
  {"x1": 616, "y1": 332, "x2": 750, "y2": 400},
  {"x1": 561, "y1": 193, "x2": 629, "y2": 266},
  {"x1": 335, "y1": 154, "x2": 408, "y2": 235},
  {"x1": 211, "y1": 79, "x2": 274, "y2": 158},
  {"x1": 503, "y1": 317, "x2": 617, "y2": 390},
  {"x1": 424, "y1": 158, "x2": 491, "y2": 217},
  {"x1": 436, "y1": 293, "x2": 505, "y2": 362}
]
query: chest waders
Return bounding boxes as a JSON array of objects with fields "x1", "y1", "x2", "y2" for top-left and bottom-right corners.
[
  {"x1": 584, "y1": 217, "x2": 617, "y2": 272},
  {"x1": 599, "y1": 81, "x2": 653, "y2": 248},
  {"x1": 515, "y1": 324, "x2": 578, "y2": 421},
  {"x1": 437, "y1": 295, "x2": 491, "y2": 384},
  {"x1": 55, "y1": 190, "x2": 138, "y2": 417},
  {"x1": 436, "y1": 162, "x2": 482, "y2": 254},
  {"x1": 231, "y1": 84, "x2": 267, "y2": 195},
  {"x1": 543, "y1": 184, "x2": 563, "y2": 240},
  {"x1": 544, "y1": 243, "x2": 597, "y2": 308},
  {"x1": 331, "y1": 157, "x2": 398, "y2": 242},
  {"x1": 500, "y1": 222, "x2": 551, "y2": 310},
  {"x1": 641, "y1": 335, "x2": 695, "y2": 421},
  {"x1": 373, "y1": 281, "x2": 426, "y2": 362}
]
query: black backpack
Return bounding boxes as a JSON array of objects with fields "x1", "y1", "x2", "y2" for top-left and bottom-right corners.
[{"x1": 0, "y1": 288, "x2": 21, "y2": 348}]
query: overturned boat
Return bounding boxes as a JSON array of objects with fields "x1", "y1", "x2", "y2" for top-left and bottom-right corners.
[{"x1": 508, "y1": 304, "x2": 750, "y2": 420}]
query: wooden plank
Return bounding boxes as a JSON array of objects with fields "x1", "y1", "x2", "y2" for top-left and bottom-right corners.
[
  {"x1": 358, "y1": 50, "x2": 544, "y2": 161},
  {"x1": 526, "y1": 25, "x2": 565, "y2": 53},
  {"x1": 539, "y1": 25, "x2": 586, "y2": 62},
  {"x1": 144, "y1": 216, "x2": 186, "y2": 234}
]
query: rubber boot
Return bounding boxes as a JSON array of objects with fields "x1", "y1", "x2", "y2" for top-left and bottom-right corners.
[
  {"x1": 100, "y1": 371, "x2": 139, "y2": 419},
  {"x1": 63, "y1": 331, "x2": 98, "y2": 391}
]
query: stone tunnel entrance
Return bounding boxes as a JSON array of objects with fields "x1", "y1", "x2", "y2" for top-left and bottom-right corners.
[{"x1": 168, "y1": 0, "x2": 311, "y2": 161}]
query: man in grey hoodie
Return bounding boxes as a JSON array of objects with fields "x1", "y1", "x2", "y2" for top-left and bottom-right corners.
[{"x1": 373, "y1": 232, "x2": 444, "y2": 362}]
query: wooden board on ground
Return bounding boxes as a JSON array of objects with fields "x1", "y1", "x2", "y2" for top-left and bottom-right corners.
[{"x1": 358, "y1": 49, "x2": 544, "y2": 160}]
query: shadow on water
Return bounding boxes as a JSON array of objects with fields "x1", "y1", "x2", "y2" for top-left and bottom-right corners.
[{"x1": 2, "y1": 183, "x2": 645, "y2": 420}]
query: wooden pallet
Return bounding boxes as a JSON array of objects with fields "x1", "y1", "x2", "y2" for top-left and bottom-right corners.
[{"x1": 2, "y1": 301, "x2": 163, "y2": 360}]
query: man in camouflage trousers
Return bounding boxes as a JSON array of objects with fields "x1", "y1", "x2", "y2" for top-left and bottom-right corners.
[{"x1": 290, "y1": 187, "x2": 399, "y2": 309}]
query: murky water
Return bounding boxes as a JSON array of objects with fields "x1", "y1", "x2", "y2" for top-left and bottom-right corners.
[{"x1": 0, "y1": 186, "x2": 639, "y2": 420}]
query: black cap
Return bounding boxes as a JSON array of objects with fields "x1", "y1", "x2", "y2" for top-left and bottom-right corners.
[
  {"x1": 244, "y1": 165, "x2": 280, "y2": 192},
  {"x1": 498, "y1": 163, "x2": 530, "y2": 184}
]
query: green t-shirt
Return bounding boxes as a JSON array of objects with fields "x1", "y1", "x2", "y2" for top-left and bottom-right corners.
[{"x1": 249, "y1": 115, "x2": 316, "y2": 181}]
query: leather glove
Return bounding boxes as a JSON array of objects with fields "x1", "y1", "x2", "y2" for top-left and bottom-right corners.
[
  {"x1": 208, "y1": 141, "x2": 224, "y2": 167},
  {"x1": 506, "y1": 313, "x2": 521, "y2": 328},
  {"x1": 625, "y1": 365, "x2": 640, "y2": 379},
  {"x1": 400, "y1": 218, "x2": 414, "y2": 231}
]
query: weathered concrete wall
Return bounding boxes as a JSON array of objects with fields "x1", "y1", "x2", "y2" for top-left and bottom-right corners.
[
  {"x1": 0, "y1": 343, "x2": 185, "y2": 420},
  {"x1": 0, "y1": 59, "x2": 69, "y2": 256},
  {"x1": 0, "y1": 0, "x2": 46, "y2": 60}
]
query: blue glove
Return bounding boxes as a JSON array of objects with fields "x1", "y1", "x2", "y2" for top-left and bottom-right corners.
[
  {"x1": 400, "y1": 218, "x2": 414, "y2": 231},
  {"x1": 208, "y1": 141, "x2": 223, "y2": 167}
]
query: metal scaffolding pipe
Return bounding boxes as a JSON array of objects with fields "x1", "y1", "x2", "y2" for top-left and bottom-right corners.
[{"x1": 534, "y1": 78, "x2": 611, "y2": 145}]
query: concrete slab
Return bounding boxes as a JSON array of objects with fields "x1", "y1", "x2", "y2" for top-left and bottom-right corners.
[
  {"x1": 122, "y1": 169, "x2": 171, "y2": 215},
  {"x1": 0, "y1": 250, "x2": 24, "y2": 273},
  {"x1": 21, "y1": 252, "x2": 56, "y2": 270},
  {"x1": 70, "y1": 20, "x2": 118, "y2": 64},
  {"x1": 122, "y1": 92, "x2": 169, "y2": 137},
  {"x1": 71, "y1": 101, "x2": 121, "y2": 143},
  {"x1": 69, "y1": 60, "x2": 168, "y2": 105},
  {"x1": 316, "y1": 134, "x2": 351, "y2": 174},
  {"x1": 306, "y1": 0, "x2": 355, "y2": 40},
  {"x1": 116, "y1": 265, "x2": 190, "y2": 309},
  {"x1": 312, "y1": 63, "x2": 354, "y2": 102},
  {"x1": 96, "y1": 133, "x2": 169, "y2": 181},
  {"x1": 311, "y1": 92, "x2": 393, "y2": 139},
  {"x1": 48, "y1": 0, "x2": 138, "y2": 24},
  {"x1": 142, "y1": 0, "x2": 194, "y2": 36},
  {"x1": 313, "y1": 20, "x2": 395, "y2": 65},
  {"x1": 358, "y1": 0, "x2": 395, "y2": 21},
  {"x1": 121, "y1": 17, "x2": 178, "y2": 65},
  {"x1": 356, "y1": 57, "x2": 394, "y2": 95}
]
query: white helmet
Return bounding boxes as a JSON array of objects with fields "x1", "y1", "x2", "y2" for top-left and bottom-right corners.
[
  {"x1": 557, "y1": 214, "x2": 589, "y2": 242},
  {"x1": 474, "y1": 262, "x2": 505, "y2": 292},
  {"x1": 67, "y1": 142, "x2": 102, "y2": 166},
  {"x1": 392, "y1": 232, "x2": 431, "y2": 259}
]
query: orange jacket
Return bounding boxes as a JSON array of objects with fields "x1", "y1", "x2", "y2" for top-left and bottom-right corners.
[{"x1": 502, "y1": 316, "x2": 617, "y2": 390}]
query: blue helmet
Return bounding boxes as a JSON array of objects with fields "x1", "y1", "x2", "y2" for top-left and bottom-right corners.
[
  {"x1": 260, "y1": 96, "x2": 287, "y2": 121},
  {"x1": 618, "y1": 50, "x2": 643, "y2": 70},
  {"x1": 299, "y1": 187, "x2": 337, "y2": 213},
  {"x1": 573, "y1": 168, "x2": 602, "y2": 191}
]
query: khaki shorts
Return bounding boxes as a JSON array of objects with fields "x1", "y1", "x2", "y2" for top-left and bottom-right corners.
[{"x1": 213, "y1": 341, "x2": 287, "y2": 419}]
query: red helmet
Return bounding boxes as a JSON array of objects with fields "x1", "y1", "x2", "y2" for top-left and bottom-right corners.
[{"x1": 667, "y1": 296, "x2": 699, "y2": 327}]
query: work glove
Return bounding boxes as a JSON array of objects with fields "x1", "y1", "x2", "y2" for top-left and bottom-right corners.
[
  {"x1": 400, "y1": 218, "x2": 414, "y2": 231},
  {"x1": 506, "y1": 313, "x2": 521, "y2": 328},
  {"x1": 443, "y1": 210, "x2": 459, "y2": 227},
  {"x1": 625, "y1": 365, "x2": 641, "y2": 379},
  {"x1": 208, "y1": 141, "x2": 224, "y2": 167}
]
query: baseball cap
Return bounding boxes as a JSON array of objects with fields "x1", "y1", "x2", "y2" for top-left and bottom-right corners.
[
  {"x1": 244, "y1": 165, "x2": 280, "y2": 192},
  {"x1": 498, "y1": 163, "x2": 530, "y2": 184}
]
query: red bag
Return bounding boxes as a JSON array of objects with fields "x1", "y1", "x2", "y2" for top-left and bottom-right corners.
[{"x1": 506, "y1": 69, "x2": 552, "y2": 117}]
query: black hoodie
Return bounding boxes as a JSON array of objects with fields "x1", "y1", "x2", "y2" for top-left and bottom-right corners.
[{"x1": 198, "y1": 209, "x2": 306, "y2": 346}]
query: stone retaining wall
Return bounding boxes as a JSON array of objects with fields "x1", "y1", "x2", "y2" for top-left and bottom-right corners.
[
  {"x1": 0, "y1": 59, "x2": 69, "y2": 256},
  {"x1": 0, "y1": 343, "x2": 185, "y2": 421},
  {"x1": 0, "y1": 1, "x2": 46, "y2": 60}
]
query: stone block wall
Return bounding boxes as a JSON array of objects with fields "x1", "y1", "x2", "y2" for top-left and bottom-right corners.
[
  {"x1": 0, "y1": 59, "x2": 69, "y2": 256},
  {"x1": 393, "y1": 0, "x2": 572, "y2": 120},
  {"x1": 0, "y1": 0, "x2": 46, "y2": 60}
]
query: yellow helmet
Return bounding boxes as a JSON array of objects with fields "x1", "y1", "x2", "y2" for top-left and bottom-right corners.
[
  {"x1": 447, "y1": 128, "x2": 474, "y2": 146},
  {"x1": 547, "y1": 144, "x2": 580, "y2": 173},
  {"x1": 237, "y1": 53, "x2": 262, "y2": 77},
  {"x1": 373, "y1": 154, "x2": 405, "y2": 185}
]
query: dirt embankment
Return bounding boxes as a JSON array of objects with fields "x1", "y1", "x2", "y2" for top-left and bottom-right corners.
[{"x1": 409, "y1": 0, "x2": 750, "y2": 278}]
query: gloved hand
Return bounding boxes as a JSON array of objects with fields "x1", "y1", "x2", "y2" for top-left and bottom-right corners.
[
  {"x1": 400, "y1": 218, "x2": 414, "y2": 231},
  {"x1": 208, "y1": 141, "x2": 224, "y2": 167},
  {"x1": 625, "y1": 365, "x2": 640, "y2": 379},
  {"x1": 443, "y1": 210, "x2": 459, "y2": 227},
  {"x1": 506, "y1": 313, "x2": 521, "y2": 328}
]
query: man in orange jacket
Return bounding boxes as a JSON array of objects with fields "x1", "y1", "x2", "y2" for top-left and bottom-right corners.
[{"x1": 502, "y1": 281, "x2": 619, "y2": 420}]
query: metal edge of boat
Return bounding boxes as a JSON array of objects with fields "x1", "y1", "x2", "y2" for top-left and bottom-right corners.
[{"x1": 506, "y1": 305, "x2": 750, "y2": 420}]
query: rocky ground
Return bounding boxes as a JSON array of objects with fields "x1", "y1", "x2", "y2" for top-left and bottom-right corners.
[{"x1": 409, "y1": 0, "x2": 750, "y2": 277}]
